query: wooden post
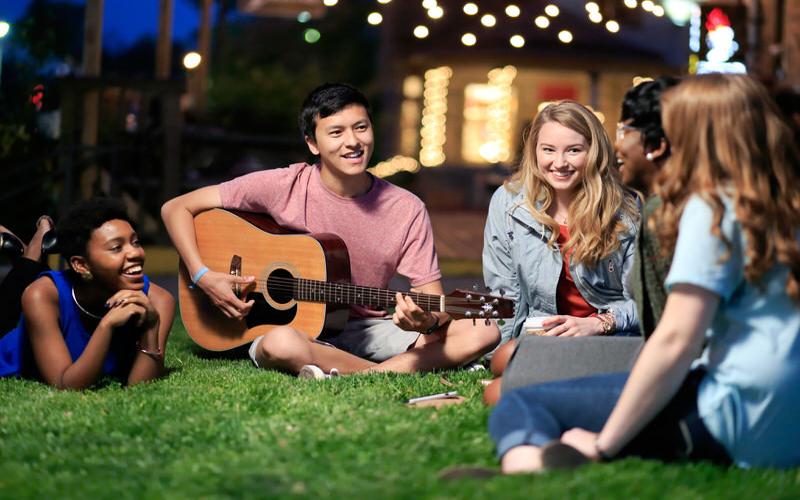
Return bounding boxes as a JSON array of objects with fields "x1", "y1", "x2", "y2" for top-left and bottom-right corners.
[
  {"x1": 156, "y1": 0, "x2": 174, "y2": 80},
  {"x1": 195, "y1": 0, "x2": 213, "y2": 112},
  {"x1": 161, "y1": 89, "x2": 183, "y2": 204},
  {"x1": 81, "y1": 0, "x2": 103, "y2": 199}
]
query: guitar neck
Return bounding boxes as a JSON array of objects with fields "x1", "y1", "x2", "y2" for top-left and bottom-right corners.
[{"x1": 292, "y1": 278, "x2": 444, "y2": 312}]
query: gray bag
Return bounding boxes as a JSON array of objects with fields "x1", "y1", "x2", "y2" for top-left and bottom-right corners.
[{"x1": 501, "y1": 335, "x2": 644, "y2": 394}]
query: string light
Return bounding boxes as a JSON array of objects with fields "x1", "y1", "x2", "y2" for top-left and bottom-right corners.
[
  {"x1": 419, "y1": 66, "x2": 452, "y2": 167},
  {"x1": 534, "y1": 16, "x2": 550, "y2": 28},
  {"x1": 545, "y1": 4, "x2": 560, "y2": 17},
  {"x1": 366, "y1": 1, "x2": 672, "y2": 49},
  {"x1": 505, "y1": 5, "x2": 521, "y2": 18},
  {"x1": 370, "y1": 155, "x2": 420, "y2": 178},
  {"x1": 464, "y1": 66, "x2": 517, "y2": 164},
  {"x1": 428, "y1": 6, "x2": 444, "y2": 19},
  {"x1": 413, "y1": 25, "x2": 429, "y2": 38}
]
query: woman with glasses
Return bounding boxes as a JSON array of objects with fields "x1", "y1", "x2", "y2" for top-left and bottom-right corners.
[{"x1": 615, "y1": 77, "x2": 680, "y2": 335}]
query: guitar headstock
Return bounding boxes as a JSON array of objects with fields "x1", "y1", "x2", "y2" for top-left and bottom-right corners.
[{"x1": 444, "y1": 289, "x2": 515, "y2": 321}]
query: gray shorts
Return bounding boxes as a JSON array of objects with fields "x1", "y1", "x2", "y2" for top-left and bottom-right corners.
[{"x1": 248, "y1": 317, "x2": 420, "y2": 366}]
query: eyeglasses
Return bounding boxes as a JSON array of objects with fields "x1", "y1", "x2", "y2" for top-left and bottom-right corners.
[{"x1": 616, "y1": 122, "x2": 639, "y2": 141}]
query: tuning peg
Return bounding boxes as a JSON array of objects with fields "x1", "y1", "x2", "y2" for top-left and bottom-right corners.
[
  {"x1": 465, "y1": 311, "x2": 472, "y2": 318},
  {"x1": 480, "y1": 296, "x2": 486, "y2": 303},
  {"x1": 492, "y1": 298, "x2": 499, "y2": 305},
  {"x1": 492, "y1": 311, "x2": 499, "y2": 318},
  {"x1": 466, "y1": 294, "x2": 473, "y2": 301}
]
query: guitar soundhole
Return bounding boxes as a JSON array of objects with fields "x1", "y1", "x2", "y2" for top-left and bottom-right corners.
[{"x1": 266, "y1": 268, "x2": 294, "y2": 304}]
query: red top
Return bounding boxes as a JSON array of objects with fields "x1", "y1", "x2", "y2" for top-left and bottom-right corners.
[{"x1": 556, "y1": 225, "x2": 598, "y2": 317}]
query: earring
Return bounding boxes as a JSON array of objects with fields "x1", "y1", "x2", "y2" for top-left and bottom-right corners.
[
  {"x1": 646, "y1": 152, "x2": 655, "y2": 161},
  {"x1": 81, "y1": 271, "x2": 93, "y2": 282}
]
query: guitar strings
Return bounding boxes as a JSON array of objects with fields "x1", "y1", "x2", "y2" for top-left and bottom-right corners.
[{"x1": 229, "y1": 275, "x2": 506, "y2": 309}]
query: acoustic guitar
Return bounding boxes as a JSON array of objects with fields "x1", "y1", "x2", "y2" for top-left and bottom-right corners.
[{"x1": 178, "y1": 209, "x2": 515, "y2": 351}]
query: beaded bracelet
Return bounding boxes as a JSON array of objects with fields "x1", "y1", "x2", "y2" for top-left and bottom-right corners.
[{"x1": 422, "y1": 315, "x2": 440, "y2": 335}]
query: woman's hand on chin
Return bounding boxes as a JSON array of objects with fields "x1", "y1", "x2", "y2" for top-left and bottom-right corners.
[{"x1": 103, "y1": 290, "x2": 158, "y2": 328}]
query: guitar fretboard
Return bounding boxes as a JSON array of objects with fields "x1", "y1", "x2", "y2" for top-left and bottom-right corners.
[{"x1": 293, "y1": 278, "x2": 443, "y2": 312}]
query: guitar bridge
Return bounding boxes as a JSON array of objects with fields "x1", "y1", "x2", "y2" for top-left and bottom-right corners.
[{"x1": 230, "y1": 255, "x2": 242, "y2": 298}]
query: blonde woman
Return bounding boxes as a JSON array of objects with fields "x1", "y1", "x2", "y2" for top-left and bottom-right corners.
[
  {"x1": 490, "y1": 74, "x2": 800, "y2": 472},
  {"x1": 482, "y1": 101, "x2": 640, "y2": 403}
]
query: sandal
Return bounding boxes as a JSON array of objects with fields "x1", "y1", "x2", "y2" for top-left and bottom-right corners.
[
  {"x1": 35, "y1": 216, "x2": 58, "y2": 255},
  {"x1": 0, "y1": 231, "x2": 25, "y2": 258},
  {"x1": 540, "y1": 442, "x2": 590, "y2": 471}
]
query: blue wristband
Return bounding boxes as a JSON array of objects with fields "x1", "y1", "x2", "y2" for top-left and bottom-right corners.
[{"x1": 189, "y1": 266, "x2": 210, "y2": 289}]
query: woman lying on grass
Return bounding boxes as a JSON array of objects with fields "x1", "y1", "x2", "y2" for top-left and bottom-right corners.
[
  {"x1": 489, "y1": 74, "x2": 800, "y2": 471},
  {"x1": 0, "y1": 199, "x2": 174, "y2": 389},
  {"x1": 481, "y1": 100, "x2": 640, "y2": 404}
]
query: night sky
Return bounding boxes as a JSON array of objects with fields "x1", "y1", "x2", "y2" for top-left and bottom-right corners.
[{"x1": 0, "y1": 0, "x2": 211, "y2": 51}]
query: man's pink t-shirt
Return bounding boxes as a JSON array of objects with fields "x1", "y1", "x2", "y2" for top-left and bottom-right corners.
[{"x1": 218, "y1": 163, "x2": 442, "y2": 318}]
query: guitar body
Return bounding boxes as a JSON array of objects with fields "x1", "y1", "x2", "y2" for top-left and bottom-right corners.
[{"x1": 178, "y1": 209, "x2": 350, "y2": 351}]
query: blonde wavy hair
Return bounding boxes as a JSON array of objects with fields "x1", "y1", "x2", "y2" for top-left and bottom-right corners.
[
  {"x1": 653, "y1": 74, "x2": 800, "y2": 301},
  {"x1": 506, "y1": 100, "x2": 639, "y2": 266}
]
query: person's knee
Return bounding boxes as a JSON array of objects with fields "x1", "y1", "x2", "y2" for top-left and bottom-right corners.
[
  {"x1": 466, "y1": 322, "x2": 500, "y2": 353},
  {"x1": 257, "y1": 327, "x2": 309, "y2": 369},
  {"x1": 490, "y1": 339, "x2": 516, "y2": 377}
]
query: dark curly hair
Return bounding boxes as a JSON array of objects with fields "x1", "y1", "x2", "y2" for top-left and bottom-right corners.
[
  {"x1": 57, "y1": 198, "x2": 135, "y2": 260},
  {"x1": 621, "y1": 76, "x2": 680, "y2": 153},
  {"x1": 299, "y1": 82, "x2": 371, "y2": 142}
]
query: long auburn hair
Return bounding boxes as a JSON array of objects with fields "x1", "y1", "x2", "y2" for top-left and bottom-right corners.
[
  {"x1": 506, "y1": 101, "x2": 639, "y2": 266},
  {"x1": 653, "y1": 74, "x2": 800, "y2": 301}
]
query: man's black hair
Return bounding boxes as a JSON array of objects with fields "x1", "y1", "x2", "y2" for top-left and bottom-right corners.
[
  {"x1": 58, "y1": 198, "x2": 135, "y2": 259},
  {"x1": 299, "y1": 83, "x2": 371, "y2": 142},
  {"x1": 621, "y1": 76, "x2": 680, "y2": 152}
]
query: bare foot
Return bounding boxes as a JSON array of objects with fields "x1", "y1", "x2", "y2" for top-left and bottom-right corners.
[{"x1": 23, "y1": 216, "x2": 54, "y2": 263}]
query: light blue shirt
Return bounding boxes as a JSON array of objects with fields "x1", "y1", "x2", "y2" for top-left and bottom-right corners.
[{"x1": 666, "y1": 195, "x2": 800, "y2": 468}]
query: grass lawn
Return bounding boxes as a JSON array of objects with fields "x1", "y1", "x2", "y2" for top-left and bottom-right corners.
[{"x1": 1, "y1": 317, "x2": 799, "y2": 499}]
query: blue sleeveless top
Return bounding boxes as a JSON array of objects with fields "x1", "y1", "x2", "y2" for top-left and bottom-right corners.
[{"x1": 0, "y1": 270, "x2": 151, "y2": 380}]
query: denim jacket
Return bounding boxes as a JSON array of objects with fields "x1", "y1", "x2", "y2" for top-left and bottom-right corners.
[{"x1": 483, "y1": 185, "x2": 641, "y2": 343}]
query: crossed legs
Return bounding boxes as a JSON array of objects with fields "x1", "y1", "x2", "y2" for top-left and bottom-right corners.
[{"x1": 253, "y1": 319, "x2": 500, "y2": 375}]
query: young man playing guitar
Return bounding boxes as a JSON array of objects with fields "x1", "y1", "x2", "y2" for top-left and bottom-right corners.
[{"x1": 161, "y1": 83, "x2": 500, "y2": 378}]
